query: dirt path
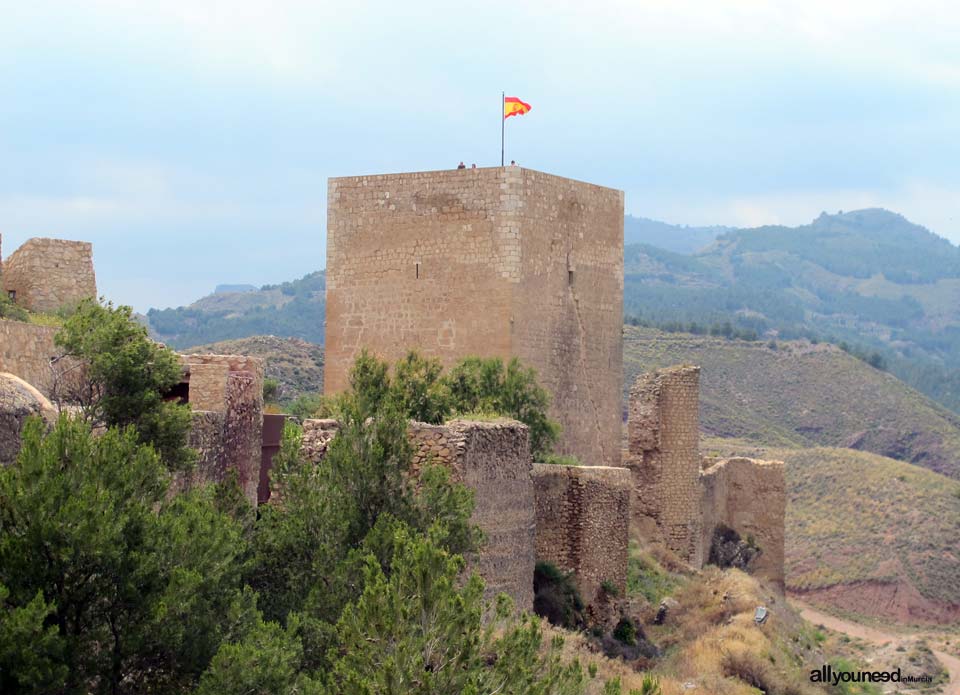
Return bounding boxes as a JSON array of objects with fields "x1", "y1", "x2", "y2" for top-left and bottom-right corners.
[{"x1": 792, "y1": 599, "x2": 960, "y2": 695}]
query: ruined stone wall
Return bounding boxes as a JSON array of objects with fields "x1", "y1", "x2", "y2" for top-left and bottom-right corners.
[
  {"x1": 300, "y1": 418, "x2": 340, "y2": 463},
  {"x1": 2, "y1": 238, "x2": 96, "y2": 313},
  {"x1": 0, "y1": 320, "x2": 59, "y2": 396},
  {"x1": 298, "y1": 417, "x2": 536, "y2": 611},
  {"x1": 325, "y1": 167, "x2": 623, "y2": 466},
  {"x1": 701, "y1": 457, "x2": 786, "y2": 590},
  {"x1": 531, "y1": 463, "x2": 631, "y2": 622},
  {"x1": 627, "y1": 366, "x2": 703, "y2": 566},
  {"x1": 407, "y1": 419, "x2": 536, "y2": 612},
  {"x1": 180, "y1": 354, "x2": 264, "y2": 505}
]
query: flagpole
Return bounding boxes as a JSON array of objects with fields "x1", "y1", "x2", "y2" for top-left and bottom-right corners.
[{"x1": 501, "y1": 91, "x2": 505, "y2": 167}]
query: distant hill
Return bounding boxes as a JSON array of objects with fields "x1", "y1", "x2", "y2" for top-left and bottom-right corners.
[
  {"x1": 624, "y1": 209, "x2": 960, "y2": 413},
  {"x1": 703, "y1": 437, "x2": 960, "y2": 625},
  {"x1": 147, "y1": 209, "x2": 960, "y2": 414},
  {"x1": 148, "y1": 271, "x2": 325, "y2": 349},
  {"x1": 213, "y1": 283, "x2": 257, "y2": 294},
  {"x1": 623, "y1": 215, "x2": 727, "y2": 253},
  {"x1": 624, "y1": 326, "x2": 960, "y2": 480},
  {"x1": 183, "y1": 335, "x2": 324, "y2": 401}
]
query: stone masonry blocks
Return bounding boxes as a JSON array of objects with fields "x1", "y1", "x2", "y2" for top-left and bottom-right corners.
[
  {"x1": 299, "y1": 417, "x2": 536, "y2": 612},
  {"x1": 324, "y1": 167, "x2": 624, "y2": 467},
  {"x1": 627, "y1": 365, "x2": 703, "y2": 566},
  {"x1": 2, "y1": 238, "x2": 96, "y2": 313},
  {"x1": 180, "y1": 354, "x2": 264, "y2": 505},
  {"x1": 531, "y1": 463, "x2": 631, "y2": 622},
  {"x1": 408, "y1": 418, "x2": 536, "y2": 612},
  {"x1": 0, "y1": 320, "x2": 59, "y2": 396}
]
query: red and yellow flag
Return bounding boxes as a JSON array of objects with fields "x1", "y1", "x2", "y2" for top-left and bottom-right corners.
[{"x1": 504, "y1": 96, "x2": 532, "y2": 119}]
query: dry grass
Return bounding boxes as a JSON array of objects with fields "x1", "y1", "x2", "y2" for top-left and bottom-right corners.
[{"x1": 545, "y1": 566, "x2": 843, "y2": 695}]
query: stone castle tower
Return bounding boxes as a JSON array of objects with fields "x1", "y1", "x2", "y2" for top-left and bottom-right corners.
[{"x1": 324, "y1": 167, "x2": 624, "y2": 466}]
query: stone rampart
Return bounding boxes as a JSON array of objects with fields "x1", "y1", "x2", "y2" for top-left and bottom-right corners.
[
  {"x1": 0, "y1": 320, "x2": 59, "y2": 396},
  {"x1": 408, "y1": 418, "x2": 536, "y2": 611},
  {"x1": 297, "y1": 417, "x2": 536, "y2": 611},
  {"x1": 2, "y1": 238, "x2": 96, "y2": 313},
  {"x1": 627, "y1": 365, "x2": 703, "y2": 566},
  {"x1": 700, "y1": 457, "x2": 786, "y2": 590},
  {"x1": 180, "y1": 354, "x2": 264, "y2": 505},
  {"x1": 531, "y1": 463, "x2": 631, "y2": 623}
]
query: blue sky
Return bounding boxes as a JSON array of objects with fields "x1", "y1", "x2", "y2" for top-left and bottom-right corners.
[{"x1": 1, "y1": 0, "x2": 958, "y2": 311}]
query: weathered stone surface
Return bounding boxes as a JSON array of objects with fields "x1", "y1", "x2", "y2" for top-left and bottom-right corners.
[
  {"x1": 298, "y1": 417, "x2": 536, "y2": 611},
  {"x1": 301, "y1": 418, "x2": 340, "y2": 463},
  {"x1": 408, "y1": 418, "x2": 536, "y2": 612},
  {"x1": 324, "y1": 167, "x2": 624, "y2": 467},
  {"x1": 627, "y1": 365, "x2": 703, "y2": 566},
  {"x1": 531, "y1": 463, "x2": 631, "y2": 623},
  {"x1": 0, "y1": 320, "x2": 59, "y2": 396},
  {"x1": 0, "y1": 372, "x2": 56, "y2": 465},
  {"x1": 179, "y1": 354, "x2": 264, "y2": 505},
  {"x1": 701, "y1": 457, "x2": 786, "y2": 590},
  {"x1": 2, "y1": 238, "x2": 96, "y2": 313}
]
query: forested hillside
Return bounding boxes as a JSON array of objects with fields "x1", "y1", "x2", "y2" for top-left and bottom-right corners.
[{"x1": 147, "y1": 271, "x2": 325, "y2": 348}]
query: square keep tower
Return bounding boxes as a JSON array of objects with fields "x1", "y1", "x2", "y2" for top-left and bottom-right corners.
[{"x1": 325, "y1": 166, "x2": 624, "y2": 466}]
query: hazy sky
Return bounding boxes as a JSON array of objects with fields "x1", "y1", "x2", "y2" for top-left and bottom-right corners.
[{"x1": 2, "y1": 0, "x2": 958, "y2": 311}]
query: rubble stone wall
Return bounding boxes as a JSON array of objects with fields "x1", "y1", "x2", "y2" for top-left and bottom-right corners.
[
  {"x1": 701, "y1": 457, "x2": 786, "y2": 590},
  {"x1": 325, "y1": 167, "x2": 623, "y2": 466},
  {"x1": 408, "y1": 418, "x2": 536, "y2": 611},
  {"x1": 531, "y1": 463, "x2": 631, "y2": 621},
  {"x1": 0, "y1": 321, "x2": 59, "y2": 396},
  {"x1": 180, "y1": 354, "x2": 264, "y2": 505},
  {"x1": 627, "y1": 365, "x2": 703, "y2": 566},
  {"x1": 2, "y1": 238, "x2": 96, "y2": 313},
  {"x1": 299, "y1": 417, "x2": 536, "y2": 611}
]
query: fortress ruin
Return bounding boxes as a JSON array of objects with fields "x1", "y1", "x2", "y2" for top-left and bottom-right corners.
[
  {"x1": 626, "y1": 365, "x2": 786, "y2": 585},
  {"x1": 1, "y1": 236, "x2": 97, "y2": 313},
  {"x1": 0, "y1": 173, "x2": 787, "y2": 623},
  {"x1": 324, "y1": 167, "x2": 624, "y2": 467}
]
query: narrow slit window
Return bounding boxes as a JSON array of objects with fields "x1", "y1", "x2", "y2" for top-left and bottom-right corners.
[
  {"x1": 416, "y1": 262, "x2": 420, "y2": 279},
  {"x1": 568, "y1": 269, "x2": 574, "y2": 285}
]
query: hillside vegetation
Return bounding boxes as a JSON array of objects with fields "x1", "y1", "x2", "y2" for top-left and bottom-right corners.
[
  {"x1": 625, "y1": 326, "x2": 960, "y2": 479},
  {"x1": 624, "y1": 209, "x2": 960, "y2": 413},
  {"x1": 183, "y1": 335, "x2": 324, "y2": 401},
  {"x1": 148, "y1": 270, "x2": 325, "y2": 349}
]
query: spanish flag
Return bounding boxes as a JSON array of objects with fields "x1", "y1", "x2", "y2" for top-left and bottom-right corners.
[{"x1": 504, "y1": 96, "x2": 532, "y2": 119}]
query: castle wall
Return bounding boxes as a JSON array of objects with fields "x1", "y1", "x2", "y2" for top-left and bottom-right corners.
[
  {"x1": 627, "y1": 365, "x2": 703, "y2": 566},
  {"x1": 408, "y1": 419, "x2": 536, "y2": 612},
  {"x1": 531, "y1": 463, "x2": 631, "y2": 622},
  {"x1": 2, "y1": 238, "x2": 96, "y2": 313},
  {"x1": 701, "y1": 457, "x2": 786, "y2": 590},
  {"x1": 325, "y1": 167, "x2": 623, "y2": 466},
  {"x1": 180, "y1": 354, "x2": 264, "y2": 505},
  {"x1": 0, "y1": 320, "x2": 59, "y2": 396}
]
